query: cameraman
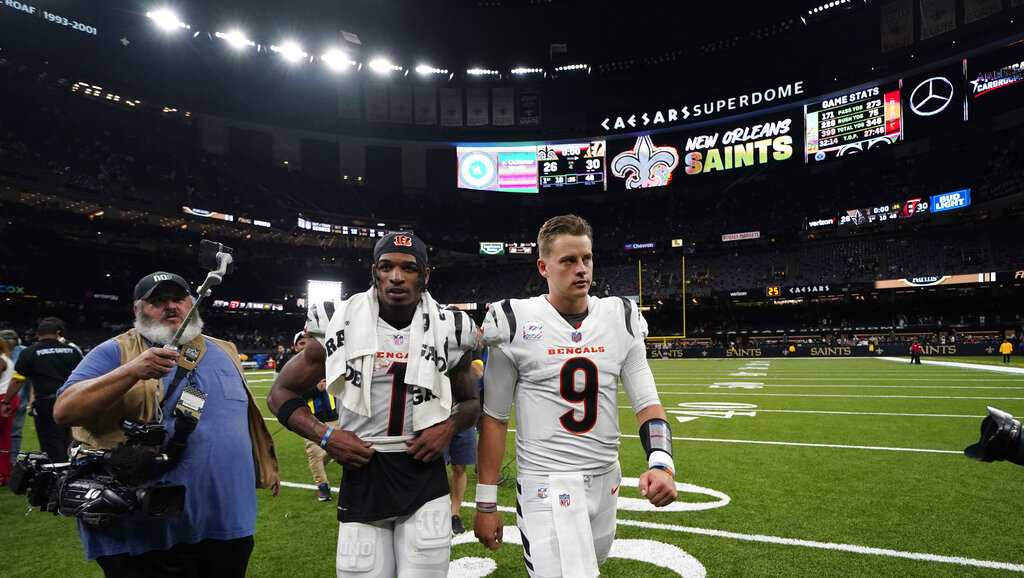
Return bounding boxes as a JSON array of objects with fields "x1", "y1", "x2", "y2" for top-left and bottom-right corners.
[{"x1": 53, "y1": 272, "x2": 279, "y2": 578}]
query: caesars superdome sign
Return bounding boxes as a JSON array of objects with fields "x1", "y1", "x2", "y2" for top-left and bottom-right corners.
[{"x1": 600, "y1": 81, "x2": 806, "y2": 133}]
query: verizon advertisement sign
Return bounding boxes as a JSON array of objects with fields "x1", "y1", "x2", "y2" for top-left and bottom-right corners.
[{"x1": 721, "y1": 231, "x2": 761, "y2": 243}]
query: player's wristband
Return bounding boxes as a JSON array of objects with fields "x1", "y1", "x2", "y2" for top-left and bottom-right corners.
[
  {"x1": 476, "y1": 483, "x2": 499, "y2": 512},
  {"x1": 648, "y1": 450, "x2": 676, "y2": 478},
  {"x1": 319, "y1": 425, "x2": 335, "y2": 449}
]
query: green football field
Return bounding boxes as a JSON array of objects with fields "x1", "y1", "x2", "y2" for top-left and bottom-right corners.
[{"x1": 4, "y1": 356, "x2": 1024, "y2": 577}]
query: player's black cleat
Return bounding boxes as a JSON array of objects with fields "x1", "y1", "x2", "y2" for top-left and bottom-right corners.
[{"x1": 317, "y1": 483, "x2": 332, "y2": 502}]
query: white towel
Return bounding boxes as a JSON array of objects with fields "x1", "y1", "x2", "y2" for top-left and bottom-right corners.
[{"x1": 317, "y1": 287, "x2": 462, "y2": 432}]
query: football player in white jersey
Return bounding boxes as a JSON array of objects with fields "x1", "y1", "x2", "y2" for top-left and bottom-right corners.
[
  {"x1": 473, "y1": 214, "x2": 677, "y2": 578},
  {"x1": 268, "y1": 232, "x2": 481, "y2": 577}
]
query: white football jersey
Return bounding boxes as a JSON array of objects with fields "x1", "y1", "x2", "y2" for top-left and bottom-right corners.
[
  {"x1": 305, "y1": 294, "x2": 477, "y2": 439},
  {"x1": 482, "y1": 295, "x2": 649, "y2": 476}
]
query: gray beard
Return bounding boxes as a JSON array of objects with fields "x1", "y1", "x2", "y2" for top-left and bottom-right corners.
[{"x1": 134, "y1": 311, "x2": 204, "y2": 346}]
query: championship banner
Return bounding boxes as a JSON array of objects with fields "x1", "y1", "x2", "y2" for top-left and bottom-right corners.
[
  {"x1": 920, "y1": 0, "x2": 956, "y2": 40},
  {"x1": 440, "y1": 88, "x2": 463, "y2": 127},
  {"x1": 414, "y1": 86, "x2": 437, "y2": 125},
  {"x1": 388, "y1": 84, "x2": 412, "y2": 124},
  {"x1": 492, "y1": 88, "x2": 515, "y2": 126},
  {"x1": 880, "y1": 0, "x2": 913, "y2": 52},
  {"x1": 964, "y1": 0, "x2": 1003, "y2": 23},
  {"x1": 466, "y1": 88, "x2": 490, "y2": 126},
  {"x1": 338, "y1": 82, "x2": 361, "y2": 120},
  {"x1": 365, "y1": 82, "x2": 388, "y2": 123},
  {"x1": 518, "y1": 89, "x2": 541, "y2": 126}
]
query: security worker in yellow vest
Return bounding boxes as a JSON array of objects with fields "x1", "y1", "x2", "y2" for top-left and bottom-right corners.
[{"x1": 1000, "y1": 339, "x2": 1014, "y2": 364}]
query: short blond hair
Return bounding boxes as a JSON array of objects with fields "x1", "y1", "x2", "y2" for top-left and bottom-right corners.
[{"x1": 537, "y1": 214, "x2": 593, "y2": 258}]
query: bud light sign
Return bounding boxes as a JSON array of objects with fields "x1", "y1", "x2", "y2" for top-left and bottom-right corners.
[{"x1": 929, "y1": 189, "x2": 971, "y2": 213}]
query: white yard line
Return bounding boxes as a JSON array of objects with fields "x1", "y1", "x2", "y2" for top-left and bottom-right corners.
[
  {"x1": 876, "y1": 357, "x2": 1024, "y2": 374},
  {"x1": 275, "y1": 481, "x2": 1024, "y2": 573},
  {"x1": 653, "y1": 391, "x2": 1024, "y2": 400},
  {"x1": 616, "y1": 406, "x2": 983, "y2": 418},
  {"x1": 654, "y1": 376, "x2": 1024, "y2": 381},
  {"x1": 656, "y1": 383, "x2": 1024, "y2": 389},
  {"x1": 266, "y1": 418, "x2": 961, "y2": 454},
  {"x1": 670, "y1": 436, "x2": 960, "y2": 454}
]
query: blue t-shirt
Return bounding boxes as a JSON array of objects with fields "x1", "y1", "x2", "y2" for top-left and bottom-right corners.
[{"x1": 59, "y1": 338, "x2": 257, "y2": 560}]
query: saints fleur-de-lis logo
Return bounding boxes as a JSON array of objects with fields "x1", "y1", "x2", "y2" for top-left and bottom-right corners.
[{"x1": 611, "y1": 135, "x2": 680, "y2": 189}]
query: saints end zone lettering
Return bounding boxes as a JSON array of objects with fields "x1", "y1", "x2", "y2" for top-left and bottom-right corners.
[
  {"x1": 810, "y1": 347, "x2": 852, "y2": 357},
  {"x1": 725, "y1": 348, "x2": 762, "y2": 357},
  {"x1": 922, "y1": 345, "x2": 957, "y2": 355}
]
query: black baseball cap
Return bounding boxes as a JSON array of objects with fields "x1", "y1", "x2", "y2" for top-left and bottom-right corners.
[
  {"x1": 134, "y1": 271, "x2": 192, "y2": 301},
  {"x1": 373, "y1": 232, "x2": 428, "y2": 268}
]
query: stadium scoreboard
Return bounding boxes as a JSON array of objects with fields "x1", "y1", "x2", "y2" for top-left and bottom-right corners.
[
  {"x1": 804, "y1": 81, "x2": 902, "y2": 161},
  {"x1": 538, "y1": 141, "x2": 606, "y2": 190}
]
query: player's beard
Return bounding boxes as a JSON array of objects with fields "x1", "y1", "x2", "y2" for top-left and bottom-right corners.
[{"x1": 134, "y1": 309, "x2": 204, "y2": 346}]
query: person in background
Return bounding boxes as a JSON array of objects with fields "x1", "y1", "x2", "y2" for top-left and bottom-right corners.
[
  {"x1": 0, "y1": 337, "x2": 19, "y2": 485},
  {"x1": 999, "y1": 338, "x2": 1014, "y2": 364},
  {"x1": 9, "y1": 317, "x2": 82, "y2": 460},
  {"x1": 273, "y1": 344, "x2": 290, "y2": 374},
  {"x1": 910, "y1": 340, "x2": 923, "y2": 365},
  {"x1": 0, "y1": 329, "x2": 27, "y2": 468},
  {"x1": 445, "y1": 350, "x2": 484, "y2": 534}
]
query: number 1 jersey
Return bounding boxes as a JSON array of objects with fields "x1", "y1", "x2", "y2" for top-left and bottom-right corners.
[{"x1": 482, "y1": 295, "x2": 648, "y2": 476}]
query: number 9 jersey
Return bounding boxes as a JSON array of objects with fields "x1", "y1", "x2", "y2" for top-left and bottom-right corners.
[{"x1": 481, "y1": 295, "x2": 659, "y2": 476}]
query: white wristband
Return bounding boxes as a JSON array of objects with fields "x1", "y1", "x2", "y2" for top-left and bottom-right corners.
[
  {"x1": 475, "y1": 483, "x2": 499, "y2": 504},
  {"x1": 648, "y1": 450, "x2": 675, "y2": 476}
]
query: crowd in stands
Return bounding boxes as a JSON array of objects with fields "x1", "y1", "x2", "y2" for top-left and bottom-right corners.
[{"x1": 2, "y1": 53, "x2": 1023, "y2": 357}]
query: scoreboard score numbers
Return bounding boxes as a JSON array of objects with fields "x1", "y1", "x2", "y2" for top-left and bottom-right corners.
[
  {"x1": 538, "y1": 141, "x2": 606, "y2": 190},
  {"x1": 766, "y1": 286, "x2": 782, "y2": 297}
]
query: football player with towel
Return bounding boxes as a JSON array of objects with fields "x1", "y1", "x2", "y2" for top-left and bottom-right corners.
[
  {"x1": 268, "y1": 232, "x2": 481, "y2": 577},
  {"x1": 474, "y1": 214, "x2": 678, "y2": 578}
]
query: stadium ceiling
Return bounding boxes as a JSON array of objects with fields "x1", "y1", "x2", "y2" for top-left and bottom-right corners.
[{"x1": 96, "y1": 0, "x2": 829, "y2": 78}]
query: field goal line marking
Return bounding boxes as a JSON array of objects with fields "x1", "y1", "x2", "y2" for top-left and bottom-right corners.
[{"x1": 274, "y1": 481, "x2": 1024, "y2": 573}]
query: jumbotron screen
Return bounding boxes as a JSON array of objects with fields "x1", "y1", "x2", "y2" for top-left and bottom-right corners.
[
  {"x1": 537, "y1": 141, "x2": 606, "y2": 190},
  {"x1": 457, "y1": 145, "x2": 538, "y2": 193},
  {"x1": 804, "y1": 81, "x2": 903, "y2": 162}
]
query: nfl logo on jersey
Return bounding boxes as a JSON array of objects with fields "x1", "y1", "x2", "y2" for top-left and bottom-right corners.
[
  {"x1": 559, "y1": 493, "x2": 571, "y2": 507},
  {"x1": 537, "y1": 487, "x2": 548, "y2": 499},
  {"x1": 571, "y1": 331, "x2": 582, "y2": 343}
]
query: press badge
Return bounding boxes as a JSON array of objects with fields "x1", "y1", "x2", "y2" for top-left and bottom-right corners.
[{"x1": 174, "y1": 383, "x2": 207, "y2": 420}]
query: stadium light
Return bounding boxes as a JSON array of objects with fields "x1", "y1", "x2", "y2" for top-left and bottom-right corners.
[
  {"x1": 553, "y1": 63, "x2": 588, "y2": 72},
  {"x1": 270, "y1": 41, "x2": 307, "y2": 63},
  {"x1": 467, "y1": 68, "x2": 500, "y2": 76},
  {"x1": 146, "y1": 8, "x2": 190, "y2": 32},
  {"x1": 511, "y1": 67, "x2": 543, "y2": 75},
  {"x1": 368, "y1": 57, "x2": 401, "y2": 75},
  {"x1": 322, "y1": 49, "x2": 355, "y2": 72},
  {"x1": 215, "y1": 29, "x2": 255, "y2": 51},
  {"x1": 415, "y1": 64, "x2": 448, "y2": 75}
]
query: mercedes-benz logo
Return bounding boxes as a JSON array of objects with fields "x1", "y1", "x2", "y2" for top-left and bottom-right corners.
[{"x1": 909, "y1": 76, "x2": 954, "y2": 117}]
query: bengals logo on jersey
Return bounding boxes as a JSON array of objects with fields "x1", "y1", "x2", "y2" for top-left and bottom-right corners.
[{"x1": 393, "y1": 235, "x2": 413, "y2": 247}]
